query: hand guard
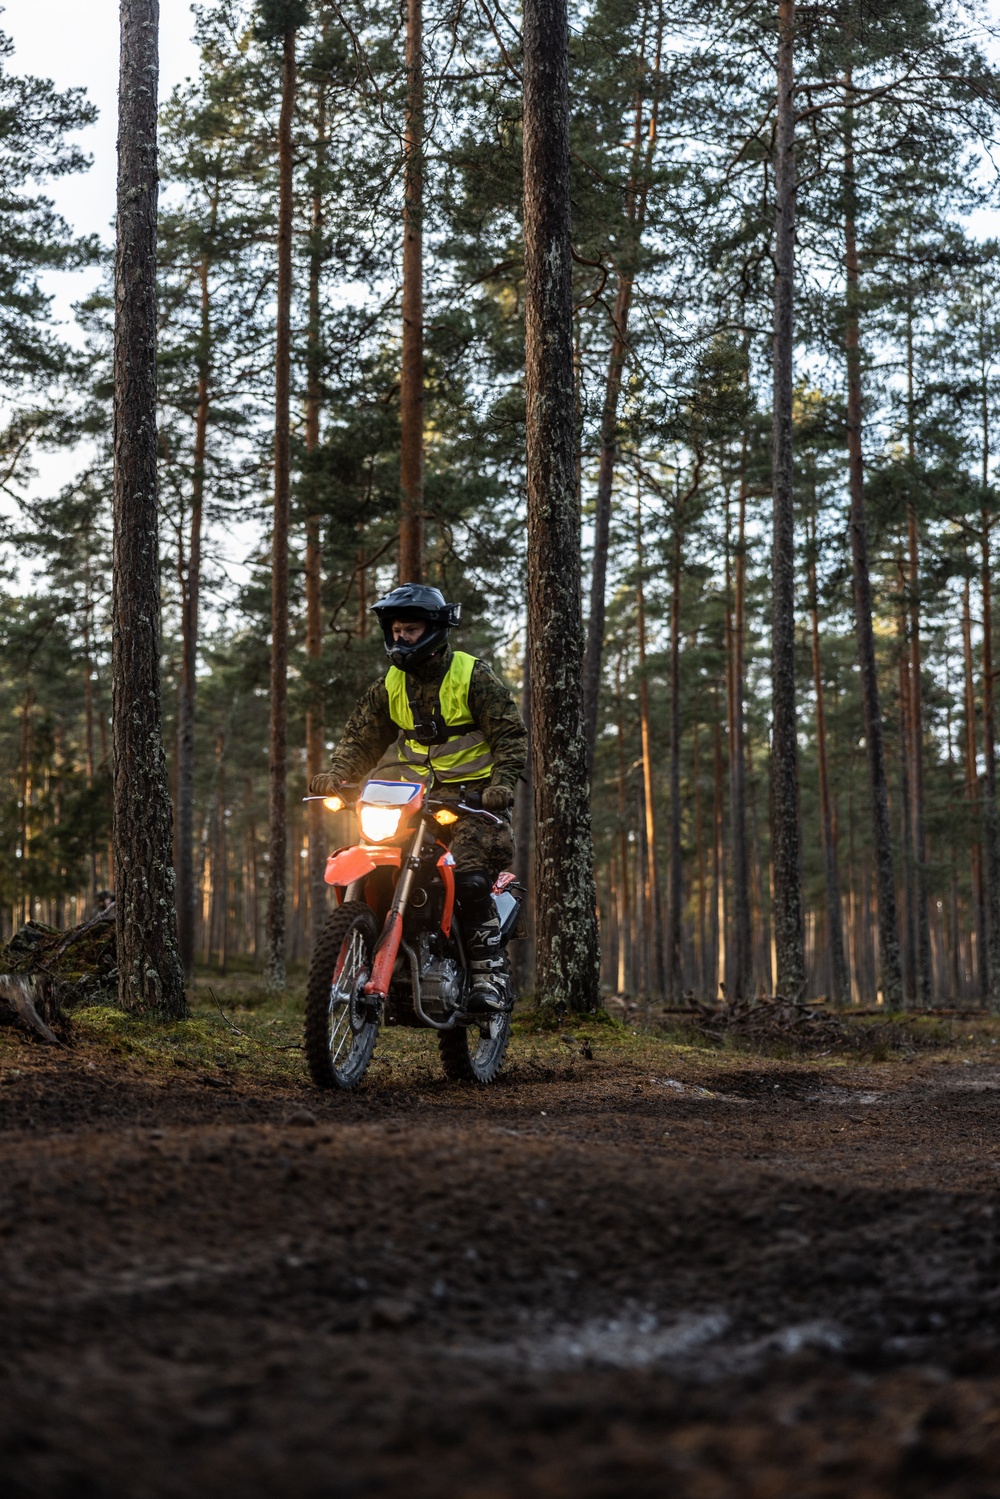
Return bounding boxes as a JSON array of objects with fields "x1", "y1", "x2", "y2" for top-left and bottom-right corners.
[
  {"x1": 481, "y1": 783, "x2": 514, "y2": 813},
  {"x1": 309, "y1": 772, "x2": 342, "y2": 796}
]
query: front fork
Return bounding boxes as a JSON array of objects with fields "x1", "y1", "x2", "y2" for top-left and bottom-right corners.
[{"x1": 363, "y1": 820, "x2": 428, "y2": 1001}]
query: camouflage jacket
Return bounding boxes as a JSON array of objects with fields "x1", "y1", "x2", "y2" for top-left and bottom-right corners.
[{"x1": 325, "y1": 648, "x2": 527, "y2": 793}]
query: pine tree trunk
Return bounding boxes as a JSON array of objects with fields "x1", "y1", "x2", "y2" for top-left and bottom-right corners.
[
  {"x1": 305, "y1": 67, "x2": 327, "y2": 951},
  {"x1": 523, "y1": 0, "x2": 601, "y2": 1012},
  {"x1": 769, "y1": 0, "x2": 805, "y2": 999},
  {"x1": 636, "y1": 498, "x2": 664, "y2": 995},
  {"x1": 712, "y1": 716, "x2": 724, "y2": 999},
  {"x1": 726, "y1": 472, "x2": 752, "y2": 1001},
  {"x1": 981, "y1": 501, "x2": 1000, "y2": 1010},
  {"x1": 666, "y1": 523, "x2": 683, "y2": 1000},
  {"x1": 897, "y1": 576, "x2": 916, "y2": 1003},
  {"x1": 176, "y1": 252, "x2": 210, "y2": 980},
  {"x1": 694, "y1": 722, "x2": 707, "y2": 998},
  {"x1": 616, "y1": 655, "x2": 633, "y2": 994},
  {"x1": 582, "y1": 10, "x2": 663, "y2": 766},
  {"x1": 399, "y1": 0, "x2": 424, "y2": 583},
  {"x1": 265, "y1": 25, "x2": 296, "y2": 992},
  {"x1": 807, "y1": 506, "x2": 849, "y2": 1004},
  {"x1": 962, "y1": 575, "x2": 987, "y2": 999},
  {"x1": 512, "y1": 641, "x2": 534, "y2": 992},
  {"x1": 583, "y1": 272, "x2": 633, "y2": 769},
  {"x1": 843, "y1": 77, "x2": 901, "y2": 1007},
  {"x1": 113, "y1": 0, "x2": 185, "y2": 1017}
]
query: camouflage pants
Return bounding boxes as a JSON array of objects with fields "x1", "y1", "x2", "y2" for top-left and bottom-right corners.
[{"x1": 447, "y1": 812, "x2": 514, "y2": 879}]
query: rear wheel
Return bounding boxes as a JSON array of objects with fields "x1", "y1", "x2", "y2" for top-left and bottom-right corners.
[
  {"x1": 305, "y1": 902, "x2": 380, "y2": 1090},
  {"x1": 438, "y1": 966, "x2": 512, "y2": 1084}
]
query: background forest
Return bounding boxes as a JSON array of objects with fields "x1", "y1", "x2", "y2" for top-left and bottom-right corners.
[{"x1": 4, "y1": 0, "x2": 1000, "y2": 1007}]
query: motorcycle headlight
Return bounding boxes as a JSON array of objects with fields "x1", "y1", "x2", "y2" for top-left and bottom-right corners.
[{"x1": 359, "y1": 805, "x2": 403, "y2": 843}]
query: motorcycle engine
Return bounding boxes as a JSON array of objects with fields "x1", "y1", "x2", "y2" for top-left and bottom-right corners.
[{"x1": 418, "y1": 933, "x2": 464, "y2": 1020}]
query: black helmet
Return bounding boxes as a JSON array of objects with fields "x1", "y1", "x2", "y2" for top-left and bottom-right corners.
[{"x1": 370, "y1": 584, "x2": 461, "y2": 669}]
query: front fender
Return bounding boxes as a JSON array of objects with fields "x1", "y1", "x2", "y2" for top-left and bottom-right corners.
[{"x1": 325, "y1": 845, "x2": 401, "y2": 887}]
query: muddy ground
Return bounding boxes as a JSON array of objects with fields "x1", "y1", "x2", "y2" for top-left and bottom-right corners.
[{"x1": 3, "y1": 1003, "x2": 1000, "y2": 1497}]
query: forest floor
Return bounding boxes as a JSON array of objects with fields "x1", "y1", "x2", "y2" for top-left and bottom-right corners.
[{"x1": 3, "y1": 981, "x2": 1000, "y2": 1497}]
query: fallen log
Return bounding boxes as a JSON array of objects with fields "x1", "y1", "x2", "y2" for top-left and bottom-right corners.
[{"x1": 0, "y1": 909, "x2": 117, "y2": 1044}]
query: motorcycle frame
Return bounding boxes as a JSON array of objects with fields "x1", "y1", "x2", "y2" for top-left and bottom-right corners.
[{"x1": 318, "y1": 786, "x2": 490, "y2": 1030}]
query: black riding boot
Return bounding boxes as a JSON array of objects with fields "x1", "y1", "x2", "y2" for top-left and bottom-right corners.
[{"x1": 455, "y1": 870, "x2": 508, "y2": 1011}]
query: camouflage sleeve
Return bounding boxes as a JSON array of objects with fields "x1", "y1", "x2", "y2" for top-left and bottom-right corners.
[
  {"x1": 326, "y1": 678, "x2": 397, "y2": 785},
  {"x1": 469, "y1": 659, "x2": 527, "y2": 793}
]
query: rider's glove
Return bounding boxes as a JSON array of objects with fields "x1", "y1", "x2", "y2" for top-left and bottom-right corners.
[
  {"x1": 309, "y1": 772, "x2": 342, "y2": 796},
  {"x1": 481, "y1": 783, "x2": 514, "y2": 813}
]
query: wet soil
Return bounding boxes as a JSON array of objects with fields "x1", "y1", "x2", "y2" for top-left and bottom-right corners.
[{"x1": 3, "y1": 1021, "x2": 1000, "y2": 1497}]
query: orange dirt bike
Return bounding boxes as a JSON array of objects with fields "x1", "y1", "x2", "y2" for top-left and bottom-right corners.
[{"x1": 303, "y1": 778, "x2": 524, "y2": 1090}]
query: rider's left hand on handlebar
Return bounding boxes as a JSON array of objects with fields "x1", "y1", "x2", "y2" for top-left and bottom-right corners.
[
  {"x1": 309, "y1": 772, "x2": 342, "y2": 796},
  {"x1": 481, "y1": 783, "x2": 514, "y2": 813}
]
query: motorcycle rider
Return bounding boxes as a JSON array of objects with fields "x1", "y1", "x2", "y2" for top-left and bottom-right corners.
[{"x1": 309, "y1": 585, "x2": 527, "y2": 1010}]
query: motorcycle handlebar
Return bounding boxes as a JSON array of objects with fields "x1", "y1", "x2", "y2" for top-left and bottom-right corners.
[{"x1": 301, "y1": 787, "x2": 500, "y2": 824}]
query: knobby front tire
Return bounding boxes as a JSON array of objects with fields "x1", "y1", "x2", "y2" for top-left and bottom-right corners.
[{"x1": 305, "y1": 901, "x2": 381, "y2": 1090}]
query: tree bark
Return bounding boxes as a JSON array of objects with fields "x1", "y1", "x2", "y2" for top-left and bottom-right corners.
[
  {"x1": 399, "y1": 0, "x2": 424, "y2": 583},
  {"x1": 512, "y1": 640, "x2": 534, "y2": 992},
  {"x1": 176, "y1": 252, "x2": 210, "y2": 980},
  {"x1": 981, "y1": 498, "x2": 1000, "y2": 1010},
  {"x1": 769, "y1": 0, "x2": 805, "y2": 999},
  {"x1": 896, "y1": 573, "x2": 916, "y2": 1003},
  {"x1": 962, "y1": 575, "x2": 986, "y2": 999},
  {"x1": 305, "y1": 64, "x2": 327, "y2": 951},
  {"x1": 904, "y1": 296, "x2": 931, "y2": 1003},
  {"x1": 726, "y1": 472, "x2": 752, "y2": 1001},
  {"x1": 666, "y1": 520, "x2": 683, "y2": 1000},
  {"x1": 523, "y1": 0, "x2": 601, "y2": 1012},
  {"x1": 582, "y1": 11, "x2": 663, "y2": 766},
  {"x1": 843, "y1": 73, "x2": 901, "y2": 1007},
  {"x1": 806, "y1": 504, "x2": 849, "y2": 1004},
  {"x1": 636, "y1": 496, "x2": 664, "y2": 996},
  {"x1": 265, "y1": 25, "x2": 296, "y2": 992},
  {"x1": 113, "y1": 0, "x2": 185, "y2": 1017}
]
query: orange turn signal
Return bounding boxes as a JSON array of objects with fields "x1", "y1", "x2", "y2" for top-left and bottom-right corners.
[
  {"x1": 323, "y1": 795, "x2": 345, "y2": 812},
  {"x1": 434, "y1": 808, "x2": 459, "y2": 826}
]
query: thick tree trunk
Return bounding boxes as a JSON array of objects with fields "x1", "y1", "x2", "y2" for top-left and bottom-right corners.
[
  {"x1": 807, "y1": 507, "x2": 849, "y2": 1004},
  {"x1": 399, "y1": 0, "x2": 424, "y2": 583},
  {"x1": 113, "y1": 0, "x2": 185, "y2": 1017},
  {"x1": 523, "y1": 0, "x2": 601, "y2": 1012},
  {"x1": 769, "y1": 0, "x2": 805, "y2": 999},
  {"x1": 843, "y1": 79, "x2": 901, "y2": 1007},
  {"x1": 176, "y1": 253, "x2": 210, "y2": 980},
  {"x1": 305, "y1": 70, "x2": 327, "y2": 951},
  {"x1": 265, "y1": 26, "x2": 296, "y2": 992}
]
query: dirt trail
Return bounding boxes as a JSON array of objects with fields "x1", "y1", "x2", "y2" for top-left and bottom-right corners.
[{"x1": 2, "y1": 1028, "x2": 1000, "y2": 1497}]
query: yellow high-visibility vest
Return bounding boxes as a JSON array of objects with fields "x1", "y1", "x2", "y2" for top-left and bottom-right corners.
[{"x1": 384, "y1": 651, "x2": 493, "y2": 784}]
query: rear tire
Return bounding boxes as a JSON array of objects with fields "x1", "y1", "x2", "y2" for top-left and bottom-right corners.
[
  {"x1": 439, "y1": 1006, "x2": 511, "y2": 1084},
  {"x1": 305, "y1": 902, "x2": 380, "y2": 1090}
]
